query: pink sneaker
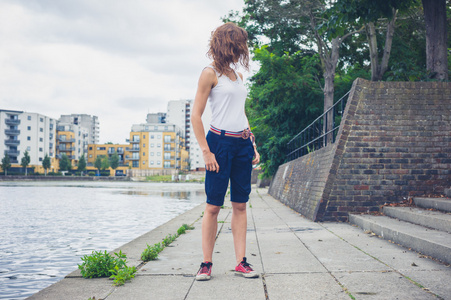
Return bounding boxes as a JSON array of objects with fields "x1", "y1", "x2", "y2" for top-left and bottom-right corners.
[
  {"x1": 235, "y1": 257, "x2": 259, "y2": 278},
  {"x1": 196, "y1": 262, "x2": 212, "y2": 281}
]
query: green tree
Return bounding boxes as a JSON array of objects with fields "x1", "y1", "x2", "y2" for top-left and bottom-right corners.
[
  {"x1": 247, "y1": 47, "x2": 323, "y2": 176},
  {"x1": 110, "y1": 152, "x2": 119, "y2": 170},
  {"x1": 94, "y1": 155, "x2": 102, "y2": 172},
  {"x1": 1, "y1": 153, "x2": 11, "y2": 176},
  {"x1": 78, "y1": 154, "x2": 87, "y2": 175},
  {"x1": 59, "y1": 154, "x2": 72, "y2": 172},
  {"x1": 42, "y1": 154, "x2": 51, "y2": 176},
  {"x1": 101, "y1": 156, "x2": 110, "y2": 170},
  {"x1": 21, "y1": 150, "x2": 31, "y2": 176}
]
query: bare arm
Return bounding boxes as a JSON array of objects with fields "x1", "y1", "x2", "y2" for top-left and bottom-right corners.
[{"x1": 191, "y1": 68, "x2": 220, "y2": 172}]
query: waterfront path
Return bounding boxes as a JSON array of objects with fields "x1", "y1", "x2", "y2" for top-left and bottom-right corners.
[{"x1": 28, "y1": 187, "x2": 450, "y2": 300}]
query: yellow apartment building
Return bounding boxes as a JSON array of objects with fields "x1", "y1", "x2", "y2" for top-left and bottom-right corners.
[
  {"x1": 87, "y1": 143, "x2": 130, "y2": 175},
  {"x1": 56, "y1": 131, "x2": 76, "y2": 165}
]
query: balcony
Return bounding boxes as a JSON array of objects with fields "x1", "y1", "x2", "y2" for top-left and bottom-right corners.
[
  {"x1": 130, "y1": 139, "x2": 140, "y2": 144},
  {"x1": 5, "y1": 129, "x2": 20, "y2": 136},
  {"x1": 116, "y1": 149, "x2": 124, "y2": 154},
  {"x1": 126, "y1": 147, "x2": 140, "y2": 152},
  {"x1": 59, "y1": 146, "x2": 75, "y2": 151},
  {"x1": 5, "y1": 140, "x2": 20, "y2": 146},
  {"x1": 4, "y1": 150, "x2": 20, "y2": 156},
  {"x1": 164, "y1": 156, "x2": 176, "y2": 160},
  {"x1": 5, "y1": 119, "x2": 20, "y2": 126},
  {"x1": 56, "y1": 154, "x2": 75, "y2": 159},
  {"x1": 125, "y1": 155, "x2": 140, "y2": 160},
  {"x1": 58, "y1": 137, "x2": 75, "y2": 142}
]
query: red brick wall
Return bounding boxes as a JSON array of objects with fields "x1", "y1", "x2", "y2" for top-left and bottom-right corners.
[{"x1": 269, "y1": 78, "x2": 451, "y2": 221}]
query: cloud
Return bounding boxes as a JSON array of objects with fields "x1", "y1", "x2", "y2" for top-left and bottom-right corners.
[{"x1": 0, "y1": 0, "x2": 247, "y2": 143}]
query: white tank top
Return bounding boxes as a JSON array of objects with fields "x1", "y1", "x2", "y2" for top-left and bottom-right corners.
[{"x1": 206, "y1": 65, "x2": 249, "y2": 132}]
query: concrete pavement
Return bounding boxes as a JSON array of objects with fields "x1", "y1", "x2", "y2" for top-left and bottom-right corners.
[{"x1": 28, "y1": 187, "x2": 451, "y2": 300}]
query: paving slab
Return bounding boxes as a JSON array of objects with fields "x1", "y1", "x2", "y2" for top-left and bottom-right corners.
[
  {"x1": 264, "y1": 273, "x2": 349, "y2": 300},
  {"x1": 106, "y1": 275, "x2": 194, "y2": 300},
  {"x1": 333, "y1": 271, "x2": 438, "y2": 300},
  {"x1": 26, "y1": 277, "x2": 114, "y2": 300}
]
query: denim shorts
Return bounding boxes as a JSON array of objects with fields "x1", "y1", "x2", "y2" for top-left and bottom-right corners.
[{"x1": 205, "y1": 130, "x2": 254, "y2": 206}]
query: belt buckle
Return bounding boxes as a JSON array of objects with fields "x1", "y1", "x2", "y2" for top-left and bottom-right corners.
[{"x1": 241, "y1": 129, "x2": 250, "y2": 139}]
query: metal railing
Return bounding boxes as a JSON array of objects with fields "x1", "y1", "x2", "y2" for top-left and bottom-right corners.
[{"x1": 286, "y1": 91, "x2": 350, "y2": 161}]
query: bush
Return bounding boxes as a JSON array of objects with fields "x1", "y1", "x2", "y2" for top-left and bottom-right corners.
[
  {"x1": 88, "y1": 171, "x2": 95, "y2": 176},
  {"x1": 141, "y1": 243, "x2": 163, "y2": 261},
  {"x1": 78, "y1": 250, "x2": 127, "y2": 278}
]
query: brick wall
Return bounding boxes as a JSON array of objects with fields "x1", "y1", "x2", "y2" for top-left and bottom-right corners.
[{"x1": 269, "y1": 78, "x2": 451, "y2": 221}]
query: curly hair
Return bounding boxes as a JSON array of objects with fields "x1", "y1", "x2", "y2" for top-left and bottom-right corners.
[{"x1": 207, "y1": 22, "x2": 249, "y2": 76}]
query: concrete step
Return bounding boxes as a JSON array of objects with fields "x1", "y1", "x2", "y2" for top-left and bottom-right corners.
[
  {"x1": 414, "y1": 197, "x2": 451, "y2": 213},
  {"x1": 349, "y1": 214, "x2": 451, "y2": 264},
  {"x1": 383, "y1": 206, "x2": 451, "y2": 233}
]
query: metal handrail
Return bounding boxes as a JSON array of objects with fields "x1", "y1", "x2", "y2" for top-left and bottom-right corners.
[{"x1": 286, "y1": 90, "x2": 350, "y2": 161}]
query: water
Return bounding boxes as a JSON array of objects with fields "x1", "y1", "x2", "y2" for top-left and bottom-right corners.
[{"x1": 0, "y1": 181, "x2": 206, "y2": 300}]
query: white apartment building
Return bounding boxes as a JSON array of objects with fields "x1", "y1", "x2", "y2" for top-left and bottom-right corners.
[
  {"x1": 166, "y1": 99, "x2": 211, "y2": 170},
  {"x1": 0, "y1": 109, "x2": 56, "y2": 166},
  {"x1": 56, "y1": 123, "x2": 89, "y2": 161},
  {"x1": 58, "y1": 114, "x2": 99, "y2": 147}
]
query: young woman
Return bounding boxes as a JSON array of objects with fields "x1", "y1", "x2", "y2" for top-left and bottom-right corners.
[{"x1": 191, "y1": 22, "x2": 260, "y2": 281}]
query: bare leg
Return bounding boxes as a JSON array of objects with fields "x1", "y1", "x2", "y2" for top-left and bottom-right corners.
[
  {"x1": 231, "y1": 202, "x2": 247, "y2": 265},
  {"x1": 202, "y1": 203, "x2": 221, "y2": 263}
]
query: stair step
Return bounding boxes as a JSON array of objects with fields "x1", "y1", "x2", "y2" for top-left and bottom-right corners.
[
  {"x1": 414, "y1": 197, "x2": 451, "y2": 213},
  {"x1": 445, "y1": 188, "x2": 451, "y2": 198},
  {"x1": 383, "y1": 206, "x2": 451, "y2": 233},
  {"x1": 349, "y1": 214, "x2": 451, "y2": 265}
]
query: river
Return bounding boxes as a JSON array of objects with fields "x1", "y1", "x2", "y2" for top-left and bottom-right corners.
[{"x1": 0, "y1": 181, "x2": 206, "y2": 300}]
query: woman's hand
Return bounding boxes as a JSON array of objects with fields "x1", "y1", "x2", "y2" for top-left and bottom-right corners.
[
  {"x1": 203, "y1": 151, "x2": 219, "y2": 173},
  {"x1": 252, "y1": 148, "x2": 260, "y2": 165}
]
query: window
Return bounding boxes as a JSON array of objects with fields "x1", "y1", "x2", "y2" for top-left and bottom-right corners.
[
  {"x1": 143, "y1": 135, "x2": 146, "y2": 139},
  {"x1": 27, "y1": 116, "x2": 31, "y2": 120},
  {"x1": 164, "y1": 153, "x2": 171, "y2": 160},
  {"x1": 89, "y1": 155, "x2": 92, "y2": 158},
  {"x1": 97, "y1": 147, "x2": 106, "y2": 150},
  {"x1": 27, "y1": 136, "x2": 31, "y2": 141},
  {"x1": 27, "y1": 126, "x2": 31, "y2": 130},
  {"x1": 164, "y1": 135, "x2": 171, "y2": 142},
  {"x1": 157, "y1": 161, "x2": 161, "y2": 165},
  {"x1": 39, "y1": 157, "x2": 43, "y2": 161},
  {"x1": 39, "y1": 137, "x2": 43, "y2": 142},
  {"x1": 27, "y1": 146, "x2": 31, "y2": 151},
  {"x1": 40, "y1": 117, "x2": 43, "y2": 122},
  {"x1": 39, "y1": 148, "x2": 43, "y2": 152},
  {"x1": 151, "y1": 135, "x2": 154, "y2": 139},
  {"x1": 132, "y1": 135, "x2": 139, "y2": 142},
  {"x1": 157, "y1": 152, "x2": 161, "y2": 156},
  {"x1": 157, "y1": 135, "x2": 161, "y2": 139},
  {"x1": 157, "y1": 143, "x2": 161, "y2": 148},
  {"x1": 164, "y1": 161, "x2": 171, "y2": 168},
  {"x1": 150, "y1": 152, "x2": 154, "y2": 156},
  {"x1": 143, "y1": 143, "x2": 146, "y2": 148},
  {"x1": 132, "y1": 161, "x2": 139, "y2": 168},
  {"x1": 150, "y1": 161, "x2": 154, "y2": 165},
  {"x1": 151, "y1": 143, "x2": 154, "y2": 147},
  {"x1": 40, "y1": 128, "x2": 43, "y2": 132},
  {"x1": 89, "y1": 147, "x2": 93, "y2": 150},
  {"x1": 143, "y1": 152, "x2": 145, "y2": 157}
]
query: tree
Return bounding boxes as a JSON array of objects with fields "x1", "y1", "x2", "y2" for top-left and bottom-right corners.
[
  {"x1": 77, "y1": 154, "x2": 86, "y2": 175},
  {"x1": 422, "y1": 0, "x2": 449, "y2": 80},
  {"x1": 42, "y1": 154, "x2": 51, "y2": 176},
  {"x1": 101, "y1": 156, "x2": 110, "y2": 171},
  {"x1": 1, "y1": 153, "x2": 11, "y2": 176},
  {"x1": 109, "y1": 152, "x2": 119, "y2": 170},
  {"x1": 94, "y1": 155, "x2": 102, "y2": 172},
  {"x1": 59, "y1": 154, "x2": 72, "y2": 172},
  {"x1": 21, "y1": 150, "x2": 31, "y2": 176}
]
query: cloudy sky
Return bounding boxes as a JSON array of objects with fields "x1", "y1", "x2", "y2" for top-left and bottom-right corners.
[{"x1": 0, "y1": 0, "x2": 254, "y2": 144}]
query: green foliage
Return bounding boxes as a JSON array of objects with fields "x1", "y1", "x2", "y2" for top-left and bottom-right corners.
[
  {"x1": 109, "y1": 265, "x2": 137, "y2": 286},
  {"x1": 247, "y1": 47, "x2": 323, "y2": 176},
  {"x1": 145, "y1": 175, "x2": 172, "y2": 182},
  {"x1": 78, "y1": 250, "x2": 127, "y2": 279},
  {"x1": 1, "y1": 153, "x2": 11, "y2": 175},
  {"x1": 78, "y1": 155, "x2": 87, "y2": 172},
  {"x1": 101, "y1": 156, "x2": 110, "y2": 170},
  {"x1": 109, "y1": 152, "x2": 119, "y2": 170},
  {"x1": 21, "y1": 150, "x2": 31, "y2": 174},
  {"x1": 94, "y1": 155, "x2": 102, "y2": 171},
  {"x1": 59, "y1": 154, "x2": 72, "y2": 171},
  {"x1": 141, "y1": 242, "x2": 163, "y2": 261},
  {"x1": 42, "y1": 154, "x2": 51, "y2": 174},
  {"x1": 162, "y1": 234, "x2": 177, "y2": 247}
]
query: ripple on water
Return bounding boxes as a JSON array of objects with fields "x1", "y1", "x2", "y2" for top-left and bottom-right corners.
[{"x1": 0, "y1": 181, "x2": 205, "y2": 299}]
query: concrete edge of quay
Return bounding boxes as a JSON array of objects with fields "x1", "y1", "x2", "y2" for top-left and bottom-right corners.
[{"x1": 26, "y1": 201, "x2": 206, "y2": 299}]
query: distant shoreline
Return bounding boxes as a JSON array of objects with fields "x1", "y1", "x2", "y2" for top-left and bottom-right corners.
[{"x1": 0, "y1": 175, "x2": 131, "y2": 181}]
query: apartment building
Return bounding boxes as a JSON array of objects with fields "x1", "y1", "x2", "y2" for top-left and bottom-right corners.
[
  {"x1": 0, "y1": 109, "x2": 58, "y2": 172},
  {"x1": 58, "y1": 114, "x2": 99, "y2": 150},
  {"x1": 129, "y1": 123, "x2": 188, "y2": 171},
  {"x1": 86, "y1": 143, "x2": 130, "y2": 174},
  {"x1": 56, "y1": 123, "x2": 89, "y2": 165}
]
